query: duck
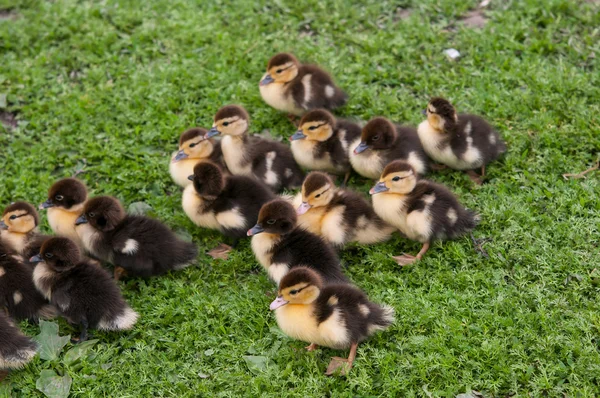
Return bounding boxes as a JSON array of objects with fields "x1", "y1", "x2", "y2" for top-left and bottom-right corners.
[
  {"x1": 270, "y1": 267, "x2": 394, "y2": 376},
  {"x1": 75, "y1": 196, "x2": 198, "y2": 279},
  {"x1": 1, "y1": 201, "x2": 50, "y2": 261},
  {"x1": 289, "y1": 109, "x2": 361, "y2": 185},
  {"x1": 417, "y1": 97, "x2": 507, "y2": 184},
  {"x1": 0, "y1": 240, "x2": 56, "y2": 322},
  {"x1": 205, "y1": 105, "x2": 304, "y2": 192},
  {"x1": 0, "y1": 312, "x2": 37, "y2": 372},
  {"x1": 293, "y1": 172, "x2": 395, "y2": 247},
  {"x1": 30, "y1": 237, "x2": 139, "y2": 342},
  {"x1": 170, "y1": 127, "x2": 227, "y2": 187},
  {"x1": 349, "y1": 117, "x2": 428, "y2": 180},
  {"x1": 369, "y1": 160, "x2": 479, "y2": 265},
  {"x1": 40, "y1": 178, "x2": 88, "y2": 248},
  {"x1": 259, "y1": 53, "x2": 347, "y2": 118},
  {"x1": 247, "y1": 199, "x2": 347, "y2": 285},
  {"x1": 182, "y1": 161, "x2": 275, "y2": 256}
]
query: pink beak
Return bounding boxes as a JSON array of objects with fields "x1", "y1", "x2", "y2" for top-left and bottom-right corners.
[
  {"x1": 270, "y1": 296, "x2": 288, "y2": 310},
  {"x1": 297, "y1": 202, "x2": 312, "y2": 215}
]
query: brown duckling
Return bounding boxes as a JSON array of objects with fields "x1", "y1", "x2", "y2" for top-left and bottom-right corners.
[
  {"x1": 0, "y1": 312, "x2": 37, "y2": 373},
  {"x1": 270, "y1": 267, "x2": 394, "y2": 376},
  {"x1": 369, "y1": 160, "x2": 479, "y2": 265},
  {"x1": 293, "y1": 172, "x2": 394, "y2": 247},
  {"x1": 290, "y1": 109, "x2": 361, "y2": 185},
  {"x1": 1, "y1": 202, "x2": 50, "y2": 261},
  {"x1": 259, "y1": 53, "x2": 347, "y2": 118},
  {"x1": 417, "y1": 97, "x2": 506, "y2": 184}
]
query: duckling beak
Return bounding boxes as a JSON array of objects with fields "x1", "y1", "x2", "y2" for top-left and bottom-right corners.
[
  {"x1": 270, "y1": 296, "x2": 288, "y2": 310},
  {"x1": 247, "y1": 224, "x2": 264, "y2": 236},
  {"x1": 422, "y1": 109, "x2": 427, "y2": 115},
  {"x1": 40, "y1": 199, "x2": 54, "y2": 209},
  {"x1": 260, "y1": 74, "x2": 275, "y2": 86},
  {"x1": 369, "y1": 182, "x2": 389, "y2": 195},
  {"x1": 0, "y1": 220, "x2": 7, "y2": 230},
  {"x1": 297, "y1": 202, "x2": 312, "y2": 215},
  {"x1": 290, "y1": 130, "x2": 306, "y2": 141},
  {"x1": 75, "y1": 215, "x2": 88, "y2": 225},
  {"x1": 173, "y1": 150, "x2": 188, "y2": 162},
  {"x1": 29, "y1": 254, "x2": 43, "y2": 264},
  {"x1": 354, "y1": 141, "x2": 369, "y2": 154},
  {"x1": 206, "y1": 127, "x2": 220, "y2": 138},
  {"x1": 187, "y1": 175, "x2": 194, "y2": 181}
]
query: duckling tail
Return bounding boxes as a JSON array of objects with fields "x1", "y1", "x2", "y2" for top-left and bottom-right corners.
[
  {"x1": 172, "y1": 240, "x2": 199, "y2": 270},
  {"x1": 367, "y1": 303, "x2": 395, "y2": 334}
]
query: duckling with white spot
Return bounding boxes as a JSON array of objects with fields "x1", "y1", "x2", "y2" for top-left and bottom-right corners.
[
  {"x1": 270, "y1": 267, "x2": 394, "y2": 376},
  {"x1": 369, "y1": 160, "x2": 479, "y2": 265},
  {"x1": 417, "y1": 97, "x2": 506, "y2": 184}
]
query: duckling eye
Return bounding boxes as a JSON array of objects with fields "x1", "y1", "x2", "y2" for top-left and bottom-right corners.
[
  {"x1": 276, "y1": 69, "x2": 283, "y2": 74},
  {"x1": 189, "y1": 143, "x2": 196, "y2": 148},
  {"x1": 392, "y1": 176, "x2": 401, "y2": 182},
  {"x1": 9, "y1": 215, "x2": 17, "y2": 220},
  {"x1": 267, "y1": 219, "x2": 276, "y2": 225},
  {"x1": 222, "y1": 122, "x2": 230, "y2": 127},
  {"x1": 55, "y1": 195, "x2": 64, "y2": 201},
  {"x1": 308, "y1": 126, "x2": 317, "y2": 131},
  {"x1": 372, "y1": 135, "x2": 380, "y2": 141},
  {"x1": 45, "y1": 253, "x2": 53, "y2": 258},
  {"x1": 315, "y1": 194, "x2": 321, "y2": 198},
  {"x1": 88, "y1": 212, "x2": 95, "y2": 218},
  {"x1": 290, "y1": 289, "x2": 298, "y2": 295}
]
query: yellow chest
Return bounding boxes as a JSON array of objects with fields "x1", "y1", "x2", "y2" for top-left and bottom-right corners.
[
  {"x1": 0, "y1": 230, "x2": 26, "y2": 253},
  {"x1": 296, "y1": 206, "x2": 327, "y2": 235},
  {"x1": 250, "y1": 233, "x2": 278, "y2": 269},
  {"x1": 221, "y1": 136, "x2": 252, "y2": 176},
  {"x1": 349, "y1": 138, "x2": 384, "y2": 179},
  {"x1": 417, "y1": 121, "x2": 482, "y2": 170},
  {"x1": 372, "y1": 194, "x2": 409, "y2": 232},
  {"x1": 181, "y1": 185, "x2": 220, "y2": 230},
  {"x1": 47, "y1": 207, "x2": 84, "y2": 246},
  {"x1": 259, "y1": 79, "x2": 304, "y2": 115},
  {"x1": 291, "y1": 140, "x2": 338, "y2": 172},
  {"x1": 169, "y1": 156, "x2": 200, "y2": 187}
]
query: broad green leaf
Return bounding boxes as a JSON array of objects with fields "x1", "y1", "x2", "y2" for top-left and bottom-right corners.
[
  {"x1": 63, "y1": 339, "x2": 99, "y2": 365},
  {"x1": 0, "y1": 94, "x2": 7, "y2": 109},
  {"x1": 36, "y1": 370, "x2": 72, "y2": 398},
  {"x1": 242, "y1": 355, "x2": 270, "y2": 373},
  {"x1": 128, "y1": 202, "x2": 152, "y2": 216},
  {"x1": 34, "y1": 321, "x2": 70, "y2": 361}
]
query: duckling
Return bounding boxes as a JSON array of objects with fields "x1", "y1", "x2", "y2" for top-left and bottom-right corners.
[
  {"x1": 290, "y1": 109, "x2": 361, "y2": 185},
  {"x1": 40, "y1": 178, "x2": 88, "y2": 248},
  {"x1": 0, "y1": 312, "x2": 37, "y2": 373},
  {"x1": 0, "y1": 240, "x2": 56, "y2": 322},
  {"x1": 247, "y1": 199, "x2": 346, "y2": 285},
  {"x1": 294, "y1": 172, "x2": 395, "y2": 247},
  {"x1": 369, "y1": 160, "x2": 479, "y2": 265},
  {"x1": 417, "y1": 97, "x2": 506, "y2": 184},
  {"x1": 206, "y1": 105, "x2": 304, "y2": 192},
  {"x1": 182, "y1": 161, "x2": 275, "y2": 256},
  {"x1": 170, "y1": 127, "x2": 227, "y2": 187},
  {"x1": 30, "y1": 237, "x2": 139, "y2": 342},
  {"x1": 1, "y1": 202, "x2": 50, "y2": 261},
  {"x1": 349, "y1": 117, "x2": 428, "y2": 180},
  {"x1": 259, "y1": 53, "x2": 347, "y2": 118},
  {"x1": 75, "y1": 196, "x2": 198, "y2": 279},
  {"x1": 270, "y1": 267, "x2": 394, "y2": 376}
]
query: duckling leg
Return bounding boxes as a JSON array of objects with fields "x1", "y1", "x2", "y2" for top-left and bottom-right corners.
[
  {"x1": 341, "y1": 170, "x2": 351, "y2": 187},
  {"x1": 325, "y1": 342, "x2": 358, "y2": 376},
  {"x1": 481, "y1": 164, "x2": 486, "y2": 178},
  {"x1": 392, "y1": 242, "x2": 430, "y2": 266},
  {"x1": 466, "y1": 170, "x2": 483, "y2": 185},
  {"x1": 113, "y1": 266, "x2": 128, "y2": 281},
  {"x1": 71, "y1": 319, "x2": 89, "y2": 344},
  {"x1": 305, "y1": 343, "x2": 319, "y2": 351}
]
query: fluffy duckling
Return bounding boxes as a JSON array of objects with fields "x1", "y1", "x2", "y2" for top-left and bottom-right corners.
[
  {"x1": 294, "y1": 172, "x2": 394, "y2": 247},
  {"x1": 40, "y1": 178, "x2": 88, "y2": 248},
  {"x1": 75, "y1": 196, "x2": 198, "y2": 279},
  {"x1": 206, "y1": 105, "x2": 304, "y2": 192},
  {"x1": 350, "y1": 117, "x2": 428, "y2": 180},
  {"x1": 1, "y1": 202, "x2": 50, "y2": 261},
  {"x1": 0, "y1": 312, "x2": 37, "y2": 373},
  {"x1": 30, "y1": 238, "x2": 138, "y2": 342},
  {"x1": 259, "y1": 53, "x2": 347, "y2": 117},
  {"x1": 0, "y1": 240, "x2": 55, "y2": 322},
  {"x1": 369, "y1": 160, "x2": 479, "y2": 265},
  {"x1": 270, "y1": 267, "x2": 394, "y2": 376},
  {"x1": 170, "y1": 127, "x2": 227, "y2": 187},
  {"x1": 290, "y1": 109, "x2": 361, "y2": 185},
  {"x1": 183, "y1": 161, "x2": 274, "y2": 254},
  {"x1": 418, "y1": 97, "x2": 506, "y2": 184},
  {"x1": 247, "y1": 199, "x2": 346, "y2": 285}
]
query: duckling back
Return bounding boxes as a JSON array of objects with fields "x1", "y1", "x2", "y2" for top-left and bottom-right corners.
[{"x1": 0, "y1": 312, "x2": 37, "y2": 369}]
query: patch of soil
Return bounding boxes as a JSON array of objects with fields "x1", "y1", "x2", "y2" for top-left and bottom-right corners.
[
  {"x1": 0, "y1": 110, "x2": 17, "y2": 129},
  {"x1": 460, "y1": 10, "x2": 488, "y2": 29},
  {"x1": 0, "y1": 9, "x2": 18, "y2": 21},
  {"x1": 394, "y1": 8, "x2": 412, "y2": 21}
]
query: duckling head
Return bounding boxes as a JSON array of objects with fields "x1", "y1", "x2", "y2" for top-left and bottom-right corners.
[
  {"x1": 40, "y1": 178, "x2": 87, "y2": 212},
  {"x1": 30, "y1": 237, "x2": 80, "y2": 272},
  {"x1": 270, "y1": 267, "x2": 322, "y2": 310},
  {"x1": 370, "y1": 160, "x2": 417, "y2": 195},
  {"x1": 354, "y1": 117, "x2": 397, "y2": 154},
  {"x1": 424, "y1": 97, "x2": 457, "y2": 132},
  {"x1": 291, "y1": 109, "x2": 335, "y2": 142},
  {"x1": 297, "y1": 172, "x2": 335, "y2": 215},
  {"x1": 1, "y1": 201, "x2": 39, "y2": 234},
  {"x1": 206, "y1": 105, "x2": 249, "y2": 138},
  {"x1": 188, "y1": 161, "x2": 224, "y2": 199},
  {"x1": 75, "y1": 196, "x2": 125, "y2": 232},
  {"x1": 247, "y1": 199, "x2": 297, "y2": 236},
  {"x1": 173, "y1": 128, "x2": 215, "y2": 162},
  {"x1": 260, "y1": 53, "x2": 300, "y2": 87}
]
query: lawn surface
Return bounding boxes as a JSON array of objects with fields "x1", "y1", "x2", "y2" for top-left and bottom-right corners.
[{"x1": 1, "y1": 0, "x2": 600, "y2": 396}]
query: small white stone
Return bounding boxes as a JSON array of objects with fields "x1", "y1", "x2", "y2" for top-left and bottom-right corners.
[{"x1": 444, "y1": 48, "x2": 461, "y2": 60}]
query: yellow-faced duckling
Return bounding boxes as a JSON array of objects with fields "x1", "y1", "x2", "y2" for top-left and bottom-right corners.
[
  {"x1": 31, "y1": 237, "x2": 138, "y2": 342},
  {"x1": 369, "y1": 160, "x2": 479, "y2": 265},
  {"x1": 270, "y1": 267, "x2": 394, "y2": 376},
  {"x1": 0, "y1": 312, "x2": 37, "y2": 373},
  {"x1": 182, "y1": 161, "x2": 275, "y2": 255},
  {"x1": 40, "y1": 178, "x2": 88, "y2": 248},
  {"x1": 294, "y1": 172, "x2": 394, "y2": 247},
  {"x1": 170, "y1": 127, "x2": 227, "y2": 187},
  {"x1": 0, "y1": 240, "x2": 56, "y2": 322},
  {"x1": 259, "y1": 53, "x2": 347, "y2": 117},
  {"x1": 290, "y1": 109, "x2": 361, "y2": 185},
  {"x1": 1, "y1": 202, "x2": 50, "y2": 261},
  {"x1": 418, "y1": 97, "x2": 506, "y2": 184},
  {"x1": 350, "y1": 117, "x2": 428, "y2": 180},
  {"x1": 206, "y1": 105, "x2": 304, "y2": 192},
  {"x1": 75, "y1": 196, "x2": 198, "y2": 279},
  {"x1": 247, "y1": 199, "x2": 347, "y2": 285}
]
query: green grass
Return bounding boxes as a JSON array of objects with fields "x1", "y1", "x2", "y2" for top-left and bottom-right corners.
[{"x1": 1, "y1": 0, "x2": 600, "y2": 396}]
